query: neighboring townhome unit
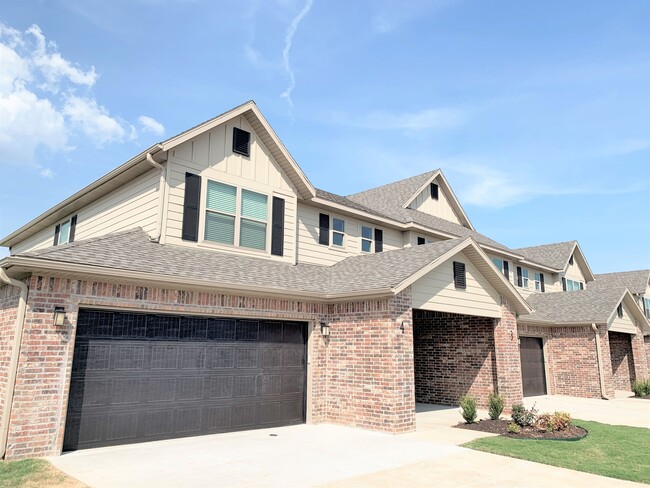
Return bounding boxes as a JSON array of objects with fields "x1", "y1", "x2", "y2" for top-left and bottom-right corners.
[{"x1": 0, "y1": 100, "x2": 647, "y2": 460}]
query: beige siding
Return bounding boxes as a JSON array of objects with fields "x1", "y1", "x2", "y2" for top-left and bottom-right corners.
[
  {"x1": 296, "y1": 204, "x2": 403, "y2": 265},
  {"x1": 163, "y1": 115, "x2": 298, "y2": 262},
  {"x1": 609, "y1": 301, "x2": 638, "y2": 334},
  {"x1": 412, "y1": 250, "x2": 502, "y2": 318},
  {"x1": 12, "y1": 169, "x2": 161, "y2": 255},
  {"x1": 485, "y1": 253, "x2": 561, "y2": 298},
  {"x1": 563, "y1": 254, "x2": 587, "y2": 286},
  {"x1": 408, "y1": 179, "x2": 461, "y2": 225}
]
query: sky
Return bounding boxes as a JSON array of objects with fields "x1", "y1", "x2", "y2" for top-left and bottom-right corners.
[{"x1": 0, "y1": 0, "x2": 649, "y2": 272}]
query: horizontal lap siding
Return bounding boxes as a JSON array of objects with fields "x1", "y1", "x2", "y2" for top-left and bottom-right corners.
[
  {"x1": 409, "y1": 183, "x2": 461, "y2": 225},
  {"x1": 609, "y1": 302, "x2": 637, "y2": 334},
  {"x1": 412, "y1": 251, "x2": 501, "y2": 318}
]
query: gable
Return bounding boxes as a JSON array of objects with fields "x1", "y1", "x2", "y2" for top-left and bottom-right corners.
[
  {"x1": 609, "y1": 300, "x2": 638, "y2": 334},
  {"x1": 411, "y1": 249, "x2": 502, "y2": 318},
  {"x1": 407, "y1": 176, "x2": 462, "y2": 225}
]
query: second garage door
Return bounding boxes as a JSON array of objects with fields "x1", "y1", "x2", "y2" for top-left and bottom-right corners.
[{"x1": 63, "y1": 309, "x2": 307, "y2": 451}]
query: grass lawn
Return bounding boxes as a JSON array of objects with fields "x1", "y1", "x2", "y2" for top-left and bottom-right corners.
[
  {"x1": 0, "y1": 459, "x2": 84, "y2": 488},
  {"x1": 464, "y1": 419, "x2": 650, "y2": 484}
]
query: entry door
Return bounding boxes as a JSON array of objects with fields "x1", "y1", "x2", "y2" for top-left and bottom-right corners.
[{"x1": 519, "y1": 337, "x2": 547, "y2": 397}]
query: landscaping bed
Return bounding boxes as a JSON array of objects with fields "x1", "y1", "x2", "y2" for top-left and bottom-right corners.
[{"x1": 456, "y1": 419, "x2": 587, "y2": 440}]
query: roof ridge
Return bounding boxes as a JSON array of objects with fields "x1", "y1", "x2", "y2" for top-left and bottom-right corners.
[
  {"x1": 346, "y1": 170, "x2": 439, "y2": 198},
  {"x1": 513, "y1": 240, "x2": 577, "y2": 251}
]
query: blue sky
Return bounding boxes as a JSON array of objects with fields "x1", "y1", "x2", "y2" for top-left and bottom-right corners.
[{"x1": 0, "y1": 0, "x2": 648, "y2": 272}]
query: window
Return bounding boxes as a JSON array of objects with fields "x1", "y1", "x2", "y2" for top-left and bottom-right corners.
[
  {"x1": 563, "y1": 278, "x2": 583, "y2": 292},
  {"x1": 332, "y1": 218, "x2": 345, "y2": 247},
  {"x1": 204, "y1": 181, "x2": 268, "y2": 251},
  {"x1": 492, "y1": 258, "x2": 509, "y2": 279},
  {"x1": 534, "y1": 272, "x2": 545, "y2": 292},
  {"x1": 361, "y1": 226, "x2": 373, "y2": 252},
  {"x1": 53, "y1": 215, "x2": 77, "y2": 246},
  {"x1": 453, "y1": 261, "x2": 466, "y2": 289},
  {"x1": 430, "y1": 182, "x2": 439, "y2": 200},
  {"x1": 522, "y1": 269, "x2": 529, "y2": 288},
  {"x1": 644, "y1": 297, "x2": 650, "y2": 319},
  {"x1": 616, "y1": 303, "x2": 623, "y2": 319},
  {"x1": 232, "y1": 127, "x2": 251, "y2": 156}
]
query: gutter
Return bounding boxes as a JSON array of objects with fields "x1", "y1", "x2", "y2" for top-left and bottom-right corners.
[
  {"x1": 146, "y1": 153, "x2": 167, "y2": 243},
  {"x1": 0, "y1": 269, "x2": 28, "y2": 459},
  {"x1": 592, "y1": 323, "x2": 610, "y2": 400}
]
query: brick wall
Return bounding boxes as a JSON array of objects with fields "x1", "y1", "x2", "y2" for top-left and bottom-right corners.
[
  {"x1": 493, "y1": 301, "x2": 523, "y2": 408},
  {"x1": 322, "y1": 288, "x2": 415, "y2": 433},
  {"x1": 518, "y1": 324, "x2": 609, "y2": 399},
  {"x1": 630, "y1": 328, "x2": 649, "y2": 381},
  {"x1": 413, "y1": 310, "x2": 497, "y2": 407},
  {"x1": 0, "y1": 284, "x2": 22, "y2": 437},
  {"x1": 645, "y1": 336, "x2": 650, "y2": 375},
  {"x1": 3, "y1": 273, "x2": 417, "y2": 459},
  {"x1": 609, "y1": 332, "x2": 635, "y2": 391}
]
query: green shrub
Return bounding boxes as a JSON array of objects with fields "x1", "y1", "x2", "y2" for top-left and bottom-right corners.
[
  {"x1": 632, "y1": 378, "x2": 650, "y2": 397},
  {"x1": 536, "y1": 412, "x2": 552, "y2": 432},
  {"x1": 536, "y1": 411, "x2": 572, "y2": 432},
  {"x1": 459, "y1": 395, "x2": 477, "y2": 424},
  {"x1": 507, "y1": 422, "x2": 521, "y2": 434},
  {"x1": 511, "y1": 403, "x2": 537, "y2": 427},
  {"x1": 487, "y1": 392, "x2": 504, "y2": 420}
]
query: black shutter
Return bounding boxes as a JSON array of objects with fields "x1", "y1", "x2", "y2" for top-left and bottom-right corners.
[
  {"x1": 271, "y1": 197, "x2": 285, "y2": 256},
  {"x1": 453, "y1": 261, "x2": 466, "y2": 289},
  {"x1": 182, "y1": 173, "x2": 201, "y2": 242},
  {"x1": 417, "y1": 237, "x2": 425, "y2": 245},
  {"x1": 569, "y1": 255, "x2": 574, "y2": 265},
  {"x1": 562, "y1": 277, "x2": 567, "y2": 291},
  {"x1": 430, "y1": 183, "x2": 439, "y2": 200},
  {"x1": 374, "y1": 229, "x2": 383, "y2": 253},
  {"x1": 503, "y1": 260, "x2": 510, "y2": 280},
  {"x1": 516, "y1": 266, "x2": 523, "y2": 287},
  {"x1": 53, "y1": 224, "x2": 61, "y2": 246},
  {"x1": 318, "y1": 213, "x2": 330, "y2": 245},
  {"x1": 232, "y1": 128, "x2": 251, "y2": 156},
  {"x1": 69, "y1": 215, "x2": 77, "y2": 243},
  {"x1": 540, "y1": 273, "x2": 545, "y2": 292},
  {"x1": 579, "y1": 282, "x2": 584, "y2": 290}
]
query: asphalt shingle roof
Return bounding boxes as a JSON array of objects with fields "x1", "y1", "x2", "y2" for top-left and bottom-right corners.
[
  {"x1": 522, "y1": 286, "x2": 627, "y2": 324},
  {"x1": 346, "y1": 171, "x2": 438, "y2": 213},
  {"x1": 593, "y1": 270, "x2": 650, "y2": 295},
  {"x1": 22, "y1": 228, "x2": 465, "y2": 296},
  {"x1": 512, "y1": 241, "x2": 576, "y2": 270}
]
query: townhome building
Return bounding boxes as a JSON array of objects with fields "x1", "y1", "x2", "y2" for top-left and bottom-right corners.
[{"x1": 0, "y1": 100, "x2": 648, "y2": 459}]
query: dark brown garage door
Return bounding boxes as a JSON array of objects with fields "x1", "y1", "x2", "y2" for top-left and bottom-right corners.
[
  {"x1": 519, "y1": 337, "x2": 547, "y2": 397},
  {"x1": 63, "y1": 309, "x2": 307, "y2": 451}
]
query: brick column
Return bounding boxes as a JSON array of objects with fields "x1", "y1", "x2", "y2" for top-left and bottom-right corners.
[
  {"x1": 493, "y1": 299, "x2": 523, "y2": 408},
  {"x1": 630, "y1": 325, "x2": 650, "y2": 380},
  {"x1": 597, "y1": 325, "x2": 615, "y2": 398}
]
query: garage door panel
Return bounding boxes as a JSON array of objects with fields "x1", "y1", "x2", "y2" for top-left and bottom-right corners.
[
  {"x1": 64, "y1": 310, "x2": 307, "y2": 451},
  {"x1": 520, "y1": 337, "x2": 547, "y2": 397}
]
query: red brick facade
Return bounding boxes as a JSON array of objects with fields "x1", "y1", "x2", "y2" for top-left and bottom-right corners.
[
  {"x1": 609, "y1": 332, "x2": 635, "y2": 391},
  {"x1": 413, "y1": 310, "x2": 497, "y2": 407},
  {"x1": 0, "y1": 274, "x2": 417, "y2": 459},
  {"x1": 0, "y1": 285, "x2": 22, "y2": 437}
]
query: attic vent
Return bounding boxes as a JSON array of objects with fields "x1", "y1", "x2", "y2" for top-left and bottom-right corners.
[
  {"x1": 417, "y1": 237, "x2": 425, "y2": 245},
  {"x1": 569, "y1": 254, "x2": 574, "y2": 266},
  {"x1": 453, "y1": 261, "x2": 466, "y2": 289},
  {"x1": 233, "y1": 127, "x2": 251, "y2": 156},
  {"x1": 430, "y1": 183, "x2": 439, "y2": 200}
]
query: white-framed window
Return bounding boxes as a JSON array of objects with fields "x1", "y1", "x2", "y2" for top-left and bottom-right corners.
[
  {"x1": 522, "y1": 268, "x2": 529, "y2": 288},
  {"x1": 361, "y1": 225, "x2": 373, "y2": 252},
  {"x1": 54, "y1": 215, "x2": 77, "y2": 246},
  {"x1": 332, "y1": 218, "x2": 345, "y2": 247},
  {"x1": 643, "y1": 296, "x2": 650, "y2": 319},
  {"x1": 204, "y1": 180, "x2": 268, "y2": 251},
  {"x1": 565, "y1": 278, "x2": 583, "y2": 291},
  {"x1": 534, "y1": 273, "x2": 541, "y2": 291}
]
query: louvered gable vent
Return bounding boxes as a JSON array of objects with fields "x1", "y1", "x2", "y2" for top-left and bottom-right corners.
[
  {"x1": 453, "y1": 261, "x2": 466, "y2": 289},
  {"x1": 232, "y1": 127, "x2": 251, "y2": 156}
]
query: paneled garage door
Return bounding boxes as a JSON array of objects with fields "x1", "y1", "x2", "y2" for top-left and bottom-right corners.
[
  {"x1": 63, "y1": 309, "x2": 307, "y2": 451},
  {"x1": 519, "y1": 336, "x2": 547, "y2": 397}
]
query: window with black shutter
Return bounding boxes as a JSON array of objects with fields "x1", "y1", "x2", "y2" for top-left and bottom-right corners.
[
  {"x1": 453, "y1": 261, "x2": 466, "y2": 289},
  {"x1": 516, "y1": 266, "x2": 523, "y2": 287},
  {"x1": 374, "y1": 229, "x2": 383, "y2": 253},
  {"x1": 562, "y1": 277, "x2": 567, "y2": 291},
  {"x1": 540, "y1": 273, "x2": 545, "y2": 292},
  {"x1": 69, "y1": 215, "x2": 77, "y2": 243},
  {"x1": 53, "y1": 215, "x2": 77, "y2": 246},
  {"x1": 319, "y1": 213, "x2": 330, "y2": 245},
  {"x1": 271, "y1": 197, "x2": 285, "y2": 256},
  {"x1": 182, "y1": 173, "x2": 201, "y2": 241},
  {"x1": 232, "y1": 127, "x2": 251, "y2": 156},
  {"x1": 417, "y1": 237, "x2": 425, "y2": 245},
  {"x1": 430, "y1": 183, "x2": 439, "y2": 200}
]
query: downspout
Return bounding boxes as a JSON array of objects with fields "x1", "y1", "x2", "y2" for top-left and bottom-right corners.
[
  {"x1": 0, "y1": 269, "x2": 28, "y2": 459},
  {"x1": 592, "y1": 323, "x2": 610, "y2": 400},
  {"x1": 146, "y1": 152, "x2": 166, "y2": 243}
]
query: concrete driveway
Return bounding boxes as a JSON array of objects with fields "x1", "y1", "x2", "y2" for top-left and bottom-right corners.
[{"x1": 49, "y1": 401, "x2": 646, "y2": 488}]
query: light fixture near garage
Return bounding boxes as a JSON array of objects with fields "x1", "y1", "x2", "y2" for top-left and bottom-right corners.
[
  {"x1": 320, "y1": 322, "x2": 330, "y2": 337},
  {"x1": 53, "y1": 306, "x2": 66, "y2": 326}
]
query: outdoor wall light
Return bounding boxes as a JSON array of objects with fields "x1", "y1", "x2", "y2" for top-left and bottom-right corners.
[
  {"x1": 320, "y1": 322, "x2": 330, "y2": 337},
  {"x1": 53, "y1": 306, "x2": 66, "y2": 326}
]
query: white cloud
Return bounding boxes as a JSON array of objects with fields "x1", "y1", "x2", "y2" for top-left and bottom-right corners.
[
  {"x1": 0, "y1": 22, "x2": 156, "y2": 176},
  {"x1": 138, "y1": 115, "x2": 165, "y2": 136},
  {"x1": 64, "y1": 96, "x2": 126, "y2": 145},
  {"x1": 346, "y1": 107, "x2": 466, "y2": 131},
  {"x1": 280, "y1": 0, "x2": 314, "y2": 113},
  {"x1": 371, "y1": 0, "x2": 456, "y2": 33}
]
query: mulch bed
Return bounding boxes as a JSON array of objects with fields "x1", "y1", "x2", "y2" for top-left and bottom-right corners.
[{"x1": 456, "y1": 419, "x2": 588, "y2": 440}]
